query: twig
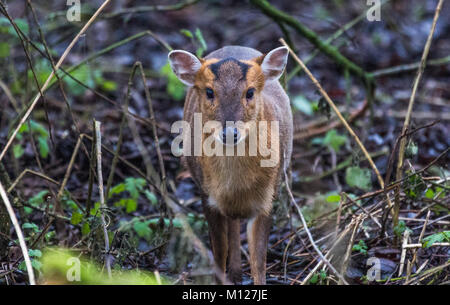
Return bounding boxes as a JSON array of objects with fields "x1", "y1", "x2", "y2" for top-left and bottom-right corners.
[
  {"x1": 370, "y1": 55, "x2": 450, "y2": 78},
  {"x1": 94, "y1": 121, "x2": 112, "y2": 278},
  {"x1": 284, "y1": 170, "x2": 349, "y2": 285},
  {"x1": 0, "y1": 181, "x2": 35, "y2": 285},
  {"x1": 0, "y1": 80, "x2": 19, "y2": 113},
  {"x1": 301, "y1": 218, "x2": 357, "y2": 284},
  {"x1": 281, "y1": 38, "x2": 393, "y2": 210},
  {"x1": 406, "y1": 210, "x2": 430, "y2": 282},
  {"x1": 339, "y1": 215, "x2": 364, "y2": 284},
  {"x1": 0, "y1": 0, "x2": 111, "y2": 162},
  {"x1": 398, "y1": 229, "x2": 410, "y2": 277},
  {"x1": 56, "y1": 134, "x2": 83, "y2": 200},
  {"x1": 393, "y1": 0, "x2": 444, "y2": 228},
  {"x1": 252, "y1": 0, "x2": 372, "y2": 84},
  {"x1": 294, "y1": 99, "x2": 369, "y2": 140},
  {"x1": 7, "y1": 169, "x2": 59, "y2": 193},
  {"x1": 104, "y1": 0, "x2": 199, "y2": 19},
  {"x1": 287, "y1": 0, "x2": 389, "y2": 82}
]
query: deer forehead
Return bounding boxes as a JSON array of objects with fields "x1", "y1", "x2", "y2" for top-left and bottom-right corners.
[{"x1": 196, "y1": 58, "x2": 262, "y2": 88}]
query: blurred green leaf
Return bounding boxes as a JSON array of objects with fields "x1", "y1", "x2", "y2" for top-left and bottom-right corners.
[
  {"x1": 23, "y1": 222, "x2": 40, "y2": 232},
  {"x1": 133, "y1": 220, "x2": 152, "y2": 240},
  {"x1": 37, "y1": 135, "x2": 49, "y2": 158},
  {"x1": 71, "y1": 212, "x2": 83, "y2": 225},
  {"x1": 194, "y1": 28, "x2": 207, "y2": 57},
  {"x1": 292, "y1": 95, "x2": 313, "y2": 116},
  {"x1": 345, "y1": 166, "x2": 372, "y2": 191},
  {"x1": 323, "y1": 130, "x2": 347, "y2": 152},
  {"x1": 29, "y1": 249, "x2": 42, "y2": 258},
  {"x1": 422, "y1": 231, "x2": 450, "y2": 248},
  {"x1": 180, "y1": 29, "x2": 193, "y2": 38},
  {"x1": 0, "y1": 42, "x2": 10, "y2": 57},
  {"x1": 326, "y1": 194, "x2": 341, "y2": 203},
  {"x1": 13, "y1": 144, "x2": 24, "y2": 158},
  {"x1": 29, "y1": 190, "x2": 49, "y2": 206},
  {"x1": 160, "y1": 62, "x2": 185, "y2": 101},
  {"x1": 144, "y1": 190, "x2": 158, "y2": 205},
  {"x1": 81, "y1": 222, "x2": 91, "y2": 235}
]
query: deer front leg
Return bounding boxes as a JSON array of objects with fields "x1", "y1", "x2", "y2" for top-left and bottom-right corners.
[
  {"x1": 227, "y1": 218, "x2": 242, "y2": 284},
  {"x1": 202, "y1": 197, "x2": 228, "y2": 283},
  {"x1": 247, "y1": 213, "x2": 271, "y2": 285}
]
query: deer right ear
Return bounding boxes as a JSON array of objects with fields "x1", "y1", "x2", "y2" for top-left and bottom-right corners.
[{"x1": 168, "y1": 50, "x2": 202, "y2": 86}]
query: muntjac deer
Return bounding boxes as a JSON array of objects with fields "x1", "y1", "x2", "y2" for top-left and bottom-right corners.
[{"x1": 168, "y1": 46, "x2": 293, "y2": 284}]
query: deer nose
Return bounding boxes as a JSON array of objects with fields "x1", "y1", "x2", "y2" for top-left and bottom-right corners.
[{"x1": 222, "y1": 127, "x2": 240, "y2": 145}]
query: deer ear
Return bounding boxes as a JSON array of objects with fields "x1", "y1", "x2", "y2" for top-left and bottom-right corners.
[
  {"x1": 168, "y1": 50, "x2": 202, "y2": 86},
  {"x1": 260, "y1": 46, "x2": 289, "y2": 81}
]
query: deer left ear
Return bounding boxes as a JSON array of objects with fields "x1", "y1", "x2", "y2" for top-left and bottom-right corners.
[{"x1": 259, "y1": 46, "x2": 289, "y2": 81}]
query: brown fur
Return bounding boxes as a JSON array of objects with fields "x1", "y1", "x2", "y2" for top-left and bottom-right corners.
[{"x1": 181, "y1": 46, "x2": 293, "y2": 284}]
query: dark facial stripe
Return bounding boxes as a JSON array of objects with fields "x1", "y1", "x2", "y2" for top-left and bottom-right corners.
[{"x1": 209, "y1": 57, "x2": 249, "y2": 80}]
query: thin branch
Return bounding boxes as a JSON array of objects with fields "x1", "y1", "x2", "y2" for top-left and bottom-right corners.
[
  {"x1": 0, "y1": 181, "x2": 35, "y2": 285},
  {"x1": 94, "y1": 121, "x2": 112, "y2": 278},
  {"x1": 284, "y1": 169, "x2": 349, "y2": 285},
  {"x1": 0, "y1": 0, "x2": 111, "y2": 162},
  {"x1": 393, "y1": 0, "x2": 444, "y2": 227},
  {"x1": 281, "y1": 38, "x2": 393, "y2": 210},
  {"x1": 104, "y1": 0, "x2": 199, "y2": 19},
  {"x1": 252, "y1": 0, "x2": 372, "y2": 84}
]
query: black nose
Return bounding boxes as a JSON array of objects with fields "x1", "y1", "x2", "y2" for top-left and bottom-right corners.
[{"x1": 222, "y1": 127, "x2": 240, "y2": 144}]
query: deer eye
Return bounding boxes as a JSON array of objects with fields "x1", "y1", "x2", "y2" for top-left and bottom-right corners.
[
  {"x1": 246, "y1": 88, "x2": 255, "y2": 100},
  {"x1": 206, "y1": 87, "x2": 214, "y2": 100}
]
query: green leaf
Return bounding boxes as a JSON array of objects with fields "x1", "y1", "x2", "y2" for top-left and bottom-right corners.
[
  {"x1": 108, "y1": 183, "x2": 126, "y2": 198},
  {"x1": 124, "y1": 177, "x2": 146, "y2": 199},
  {"x1": 133, "y1": 221, "x2": 152, "y2": 240},
  {"x1": 71, "y1": 212, "x2": 83, "y2": 225},
  {"x1": 0, "y1": 42, "x2": 10, "y2": 57},
  {"x1": 393, "y1": 220, "x2": 411, "y2": 238},
  {"x1": 29, "y1": 249, "x2": 42, "y2": 258},
  {"x1": 90, "y1": 202, "x2": 101, "y2": 216},
  {"x1": 115, "y1": 198, "x2": 138, "y2": 213},
  {"x1": 194, "y1": 28, "x2": 207, "y2": 57},
  {"x1": 28, "y1": 190, "x2": 49, "y2": 205},
  {"x1": 345, "y1": 166, "x2": 372, "y2": 191},
  {"x1": 422, "y1": 231, "x2": 450, "y2": 248},
  {"x1": 326, "y1": 194, "x2": 341, "y2": 203},
  {"x1": 0, "y1": 17, "x2": 29, "y2": 37},
  {"x1": 144, "y1": 190, "x2": 158, "y2": 205},
  {"x1": 292, "y1": 95, "x2": 313, "y2": 116},
  {"x1": 180, "y1": 29, "x2": 193, "y2": 38},
  {"x1": 64, "y1": 64, "x2": 95, "y2": 96},
  {"x1": 309, "y1": 273, "x2": 319, "y2": 284},
  {"x1": 352, "y1": 240, "x2": 368, "y2": 255},
  {"x1": 22, "y1": 222, "x2": 39, "y2": 232},
  {"x1": 31, "y1": 259, "x2": 42, "y2": 271},
  {"x1": 160, "y1": 62, "x2": 185, "y2": 101},
  {"x1": 13, "y1": 144, "x2": 24, "y2": 159},
  {"x1": 323, "y1": 130, "x2": 347, "y2": 152},
  {"x1": 37, "y1": 135, "x2": 49, "y2": 158},
  {"x1": 81, "y1": 222, "x2": 91, "y2": 235},
  {"x1": 18, "y1": 123, "x2": 29, "y2": 134},
  {"x1": 101, "y1": 80, "x2": 117, "y2": 92},
  {"x1": 424, "y1": 188, "x2": 435, "y2": 199},
  {"x1": 30, "y1": 120, "x2": 49, "y2": 138},
  {"x1": 405, "y1": 141, "x2": 418, "y2": 158}
]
